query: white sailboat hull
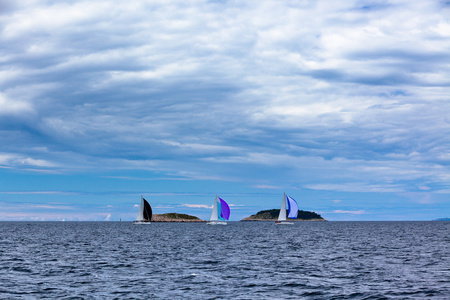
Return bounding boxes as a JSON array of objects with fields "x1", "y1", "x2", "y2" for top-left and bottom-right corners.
[
  {"x1": 133, "y1": 221, "x2": 151, "y2": 224},
  {"x1": 275, "y1": 221, "x2": 294, "y2": 225},
  {"x1": 206, "y1": 221, "x2": 227, "y2": 225}
]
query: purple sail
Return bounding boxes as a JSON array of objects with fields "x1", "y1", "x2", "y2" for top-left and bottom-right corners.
[{"x1": 218, "y1": 197, "x2": 230, "y2": 220}]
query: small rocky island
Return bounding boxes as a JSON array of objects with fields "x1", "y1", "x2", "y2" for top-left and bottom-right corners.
[
  {"x1": 152, "y1": 213, "x2": 205, "y2": 222},
  {"x1": 242, "y1": 209, "x2": 326, "y2": 221}
]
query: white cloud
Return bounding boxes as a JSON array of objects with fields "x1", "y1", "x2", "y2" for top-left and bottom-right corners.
[
  {"x1": 31, "y1": 205, "x2": 75, "y2": 210},
  {"x1": 305, "y1": 183, "x2": 405, "y2": 193},
  {"x1": 181, "y1": 204, "x2": 212, "y2": 209},
  {"x1": 0, "y1": 202, "x2": 136, "y2": 221},
  {"x1": 0, "y1": 0, "x2": 449, "y2": 220},
  {"x1": 418, "y1": 186, "x2": 431, "y2": 191},
  {"x1": 331, "y1": 210, "x2": 367, "y2": 215},
  {"x1": 253, "y1": 185, "x2": 280, "y2": 189},
  {"x1": 0, "y1": 93, "x2": 33, "y2": 115},
  {"x1": 0, "y1": 153, "x2": 56, "y2": 168},
  {"x1": 0, "y1": 190, "x2": 77, "y2": 195}
]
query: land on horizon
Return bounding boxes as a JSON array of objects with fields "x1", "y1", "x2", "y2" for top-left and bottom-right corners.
[
  {"x1": 241, "y1": 209, "x2": 326, "y2": 221},
  {"x1": 151, "y1": 213, "x2": 205, "y2": 222},
  {"x1": 149, "y1": 209, "x2": 326, "y2": 222}
]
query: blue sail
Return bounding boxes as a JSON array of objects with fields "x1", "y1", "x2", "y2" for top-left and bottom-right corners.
[{"x1": 286, "y1": 195, "x2": 299, "y2": 219}]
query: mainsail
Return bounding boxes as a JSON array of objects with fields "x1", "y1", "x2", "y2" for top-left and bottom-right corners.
[
  {"x1": 209, "y1": 195, "x2": 219, "y2": 221},
  {"x1": 277, "y1": 193, "x2": 287, "y2": 221}
]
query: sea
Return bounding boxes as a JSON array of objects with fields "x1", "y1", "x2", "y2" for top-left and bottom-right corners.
[{"x1": 0, "y1": 221, "x2": 449, "y2": 299}]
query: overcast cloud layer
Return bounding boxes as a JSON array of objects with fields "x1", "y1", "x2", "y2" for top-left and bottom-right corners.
[{"x1": 1, "y1": 0, "x2": 450, "y2": 220}]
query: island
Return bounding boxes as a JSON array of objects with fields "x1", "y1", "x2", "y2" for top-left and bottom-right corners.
[
  {"x1": 434, "y1": 217, "x2": 450, "y2": 221},
  {"x1": 241, "y1": 209, "x2": 326, "y2": 221},
  {"x1": 151, "y1": 213, "x2": 205, "y2": 222}
]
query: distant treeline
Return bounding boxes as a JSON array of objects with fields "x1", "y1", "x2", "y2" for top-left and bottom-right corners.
[
  {"x1": 158, "y1": 213, "x2": 201, "y2": 220},
  {"x1": 247, "y1": 209, "x2": 324, "y2": 220},
  {"x1": 434, "y1": 217, "x2": 450, "y2": 221}
]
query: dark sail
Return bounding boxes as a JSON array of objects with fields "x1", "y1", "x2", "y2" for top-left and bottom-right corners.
[{"x1": 143, "y1": 198, "x2": 152, "y2": 221}]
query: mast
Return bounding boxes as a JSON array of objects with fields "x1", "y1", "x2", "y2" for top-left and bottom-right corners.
[{"x1": 277, "y1": 193, "x2": 287, "y2": 221}]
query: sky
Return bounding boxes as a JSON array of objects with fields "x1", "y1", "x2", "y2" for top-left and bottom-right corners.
[{"x1": 1, "y1": 0, "x2": 450, "y2": 221}]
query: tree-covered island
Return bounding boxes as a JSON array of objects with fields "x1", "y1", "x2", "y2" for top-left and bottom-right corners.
[
  {"x1": 152, "y1": 213, "x2": 205, "y2": 222},
  {"x1": 241, "y1": 209, "x2": 326, "y2": 221}
]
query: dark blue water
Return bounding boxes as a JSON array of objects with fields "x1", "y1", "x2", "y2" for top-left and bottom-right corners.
[{"x1": 0, "y1": 221, "x2": 449, "y2": 299}]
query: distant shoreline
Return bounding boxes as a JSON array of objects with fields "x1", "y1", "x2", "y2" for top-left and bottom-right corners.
[
  {"x1": 241, "y1": 218, "x2": 326, "y2": 222},
  {"x1": 241, "y1": 209, "x2": 326, "y2": 221},
  {"x1": 0, "y1": 219, "x2": 447, "y2": 222},
  {"x1": 151, "y1": 213, "x2": 206, "y2": 222}
]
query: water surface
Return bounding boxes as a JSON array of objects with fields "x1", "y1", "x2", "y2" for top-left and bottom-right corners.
[{"x1": 0, "y1": 221, "x2": 449, "y2": 299}]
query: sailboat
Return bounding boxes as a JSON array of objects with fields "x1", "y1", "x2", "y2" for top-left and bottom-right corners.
[
  {"x1": 275, "y1": 193, "x2": 298, "y2": 225},
  {"x1": 207, "y1": 195, "x2": 230, "y2": 225},
  {"x1": 133, "y1": 195, "x2": 152, "y2": 224}
]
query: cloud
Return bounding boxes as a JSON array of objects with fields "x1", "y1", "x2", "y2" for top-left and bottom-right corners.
[
  {"x1": 0, "y1": 93, "x2": 33, "y2": 116},
  {"x1": 0, "y1": 201, "x2": 134, "y2": 221},
  {"x1": 153, "y1": 205, "x2": 176, "y2": 209},
  {"x1": 31, "y1": 205, "x2": 75, "y2": 210},
  {"x1": 304, "y1": 183, "x2": 405, "y2": 193},
  {"x1": 0, "y1": 0, "x2": 449, "y2": 220},
  {"x1": 418, "y1": 186, "x2": 431, "y2": 191},
  {"x1": 253, "y1": 185, "x2": 280, "y2": 189},
  {"x1": 402, "y1": 192, "x2": 442, "y2": 204},
  {"x1": 330, "y1": 210, "x2": 367, "y2": 215},
  {"x1": 181, "y1": 204, "x2": 212, "y2": 209},
  {"x1": 0, "y1": 190, "x2": 78, "y2": 195},
  {"x1": 0, "y1": 153, "x2": 56, "y2": 168}
]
